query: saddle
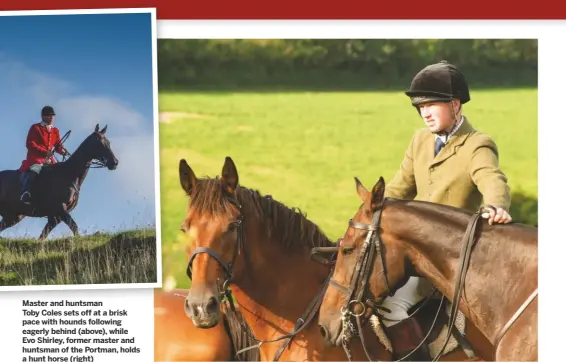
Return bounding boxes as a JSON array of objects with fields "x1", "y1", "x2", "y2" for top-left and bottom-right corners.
[{"x1": 370, "y1": 296, "x2": 476, "y2": 359}]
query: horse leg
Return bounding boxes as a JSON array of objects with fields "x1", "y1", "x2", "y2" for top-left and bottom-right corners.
[
  {"x1": 0, "y1": 215, "x2": 25, "y2": 235},
  {"x1": 60, "y1": 211, "x2": 79, "y2": 237},
  {"x1": 39, "y1": 216, "x2": 62, "y2": 241}
]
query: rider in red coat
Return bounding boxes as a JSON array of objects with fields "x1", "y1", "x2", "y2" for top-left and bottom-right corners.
[{"x1": 19, "y1": 106, "x2": 67, "y2": 204}]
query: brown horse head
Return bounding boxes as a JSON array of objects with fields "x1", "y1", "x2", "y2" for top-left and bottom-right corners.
[
  {"x1": 318, "y1": 176, "x2": 410, "y2": 346},
  {"x1": 179, "y1": 157, "x2": 244, "y2": 328}
]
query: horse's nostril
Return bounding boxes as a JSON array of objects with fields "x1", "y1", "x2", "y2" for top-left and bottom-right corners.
[
  {"x1": 320, "y1": 324, "x2": 335, "y2": 347},
  {"x1": 205, "y1": 297, "x2": 219, "y2": 314},
  {"x1": 319, "y1": 324, "x2": 329, "y2": 339},
  {"x1": 185, "y1": 299, "x2": 197, "y2": 318}
]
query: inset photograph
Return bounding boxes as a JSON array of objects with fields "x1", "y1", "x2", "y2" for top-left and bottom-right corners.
[{"x1": 0, "y1": 9, "x2": 160, "y2": 289}]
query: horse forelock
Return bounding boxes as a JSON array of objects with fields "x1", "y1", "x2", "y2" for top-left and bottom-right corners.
[{"x1": 188, "y1": 177, "x2": 333, "y2": 251}]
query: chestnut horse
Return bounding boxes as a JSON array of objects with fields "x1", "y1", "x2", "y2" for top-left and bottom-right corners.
[
  {"x1": 318, "y1": 176, "x2": 537, "y2": 361},
  {"x1": 178, "y1": 156, "x2": 387, "y2": 361},
  {"x1": 154, "y1": 288, "x2": 258, "y2": 361}
]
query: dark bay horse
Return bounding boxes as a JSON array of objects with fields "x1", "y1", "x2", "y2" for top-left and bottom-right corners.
[
  {"x1": 318, "y1": 176, "x2": 537, "y2": 361},
  {"x1": 155, "y1": 288, "x2": 259, "y2": 361},
  {"x1": 0, "y1": 124, "x2": 118, "y2": 240},
  {"x1": 178, "y1": 156, "x2": 386, "y2": 361}
]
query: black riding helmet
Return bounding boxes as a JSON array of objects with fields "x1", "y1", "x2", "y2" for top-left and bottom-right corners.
[
  {"x1": 405, "y1": 60, "x2": 471, "y2": 108},
  {"x1": 41, "y1": 105, "x2": 56, "y2": 116}
]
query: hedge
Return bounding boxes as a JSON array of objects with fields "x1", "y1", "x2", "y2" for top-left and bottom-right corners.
[{"x1": 157, "y1": 39, "x2": 538, "y2": 90}]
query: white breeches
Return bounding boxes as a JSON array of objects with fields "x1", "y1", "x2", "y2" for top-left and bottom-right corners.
[{"x1": 379, "y1": 277, "x2": 436, "y2": 327}]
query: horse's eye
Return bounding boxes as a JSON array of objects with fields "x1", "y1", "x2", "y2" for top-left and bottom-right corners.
[
  {"x1": 342, "y1": 247, "x2": 355, "y2": 256},
  {"x1": 227, "y1": 223, "x2": 237, "y2": 233}
]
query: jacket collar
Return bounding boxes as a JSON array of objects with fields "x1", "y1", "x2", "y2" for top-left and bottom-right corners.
[
  {"x1": 429, "y1": 116, "x2": 474, "y2": 166},
  {"x1": 40, "y1": 121, "x2": 54, "y2": 130}
]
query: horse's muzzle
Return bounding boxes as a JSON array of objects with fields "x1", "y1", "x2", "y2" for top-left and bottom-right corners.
[
  {"x1": 318, "y1": 318, "x2": 344, "y2": 347},
  {"x1": 107, "y1": 159, "x2": 119, "y2": 170},
  {"x1": 184, "y1": 294, "x2": 221, "y2": 329}
]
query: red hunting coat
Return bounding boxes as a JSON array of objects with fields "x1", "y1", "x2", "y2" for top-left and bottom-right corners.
[{"x1": 19, "y1": 122, "x2": 65, "y2": 172}]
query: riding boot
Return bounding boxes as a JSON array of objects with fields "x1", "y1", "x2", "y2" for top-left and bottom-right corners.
[
  {"x1": 385, "y1": 316, "x2": 431, "y2": 361},
  {"x1": 20, "y1": 171, "x2": 37, "y2": 204}
]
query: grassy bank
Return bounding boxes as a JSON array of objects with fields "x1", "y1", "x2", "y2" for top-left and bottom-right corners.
[{"x1": 0, "y1": 228, "x2": 157, "y2": 286}]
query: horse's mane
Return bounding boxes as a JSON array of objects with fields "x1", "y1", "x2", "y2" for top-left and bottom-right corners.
[
  {"x1": 391, "y1": 198, "x2": 473, "y2": 220},
  {"x1": 189, "y1": 177, "x2": 334, "y2": 250},
  {"x1": 39, "y1": 132, "x2": 98, "y2": 171},
  {"x1": 381, "y1": 197, "x2": 479, "y2": 232}
]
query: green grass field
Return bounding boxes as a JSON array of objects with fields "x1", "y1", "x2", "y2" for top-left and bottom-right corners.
[
  {"x1": 0, "y1": 229, "x2": 157, "y2": 286},
  {"x1": 158, "y1": 89, "x2": 538, "y2": 288}
]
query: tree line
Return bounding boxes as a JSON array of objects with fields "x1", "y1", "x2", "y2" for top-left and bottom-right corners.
[{"x1": 158, "y1": 39, "x2": 538, "y2": 90}]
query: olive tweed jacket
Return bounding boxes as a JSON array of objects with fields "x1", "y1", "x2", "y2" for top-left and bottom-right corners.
[{"x1": 384, "y1": 117, "x2": 511, "y2": 212}]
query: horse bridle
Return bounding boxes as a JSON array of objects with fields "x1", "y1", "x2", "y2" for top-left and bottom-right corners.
[
  {"x1": 327, "y1": 198, "x2": 495, "y2": 362},
  {"x1": 184, "y1": 196, "x2": 333, "y2": 361},
  {"x1": 186, "y1": 196, "x2": 243, "y2": 297},
  {"x1": 327, "y1": 199, "x2": 399, "y2": 360}
]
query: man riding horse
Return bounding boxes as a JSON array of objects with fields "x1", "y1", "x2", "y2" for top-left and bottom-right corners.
[
  {"x1": 19, "y1": 105, "x2": 68, "y2": 204},
  {"x1": 380, "y1": 60, "x2": 513, "y2": 360}
]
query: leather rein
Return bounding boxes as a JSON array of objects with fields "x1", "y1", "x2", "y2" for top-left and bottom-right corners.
[{"x1": 185, "y1": 196, "x2": 334, "y2": 361}]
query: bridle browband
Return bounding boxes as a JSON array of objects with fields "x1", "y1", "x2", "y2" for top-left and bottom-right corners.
[
  {"x1": 185, "y1": 195, "x2": 334, "y2": 361},
  {"x1": 326, "y1": 198, "x2": 498, "y2": 362}
]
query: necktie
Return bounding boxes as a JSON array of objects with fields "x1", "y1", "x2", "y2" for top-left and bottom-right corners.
[{"x1": 434, "y1": 137, "x2": 445, "y2": 157}]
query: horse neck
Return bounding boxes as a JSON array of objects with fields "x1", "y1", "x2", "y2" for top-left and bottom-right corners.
[
  {"x1": 382, "y1": 200, "x2": 537, "y2": 343},
  {"x1": 230, "y1": 205, "x2": 331, "y2": 340},
  {"x1": 63, "y1": 142, "x2": 92, "y2": 184}
]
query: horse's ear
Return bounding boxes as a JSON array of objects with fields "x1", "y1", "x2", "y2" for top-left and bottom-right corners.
[
  {"x1": 95, "y1": 124, "x2": 100, "y2": 133},
  {"x1": 370, "y1": 177, "x2": 386, "y2": 211},
  {"x1": 354, "y1": 177, "x2": 369, "y2": 202},
  {"x1": 221, "y1": 156, "x2": 239, "y2": 196},
  {"x1": 179, "y1": 159, "x2": 197, "y2": 196},
  {"x1": 100, "y1": 125, "x2": 107, "y2": 134}
]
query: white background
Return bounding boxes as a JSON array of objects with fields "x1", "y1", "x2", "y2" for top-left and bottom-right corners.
[
  {"x1": 0, "y1": 288, "x2": 154, "y2": 361},
  {"x1": 2, "y1": 18, "x2": 556, "y2": 361}
]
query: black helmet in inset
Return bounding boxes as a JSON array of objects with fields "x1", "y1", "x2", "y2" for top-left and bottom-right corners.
[
  {"x1": 41, "y1": 105, "x2": 56, "y2": 116},
  {"x1": 405, "y1": 60, "x2": 470, "y2": 107}
]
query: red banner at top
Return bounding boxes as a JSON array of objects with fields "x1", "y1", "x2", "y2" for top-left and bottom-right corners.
[{"x1": 2, "y1": 0, "x2": 566, "y2": 19}]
